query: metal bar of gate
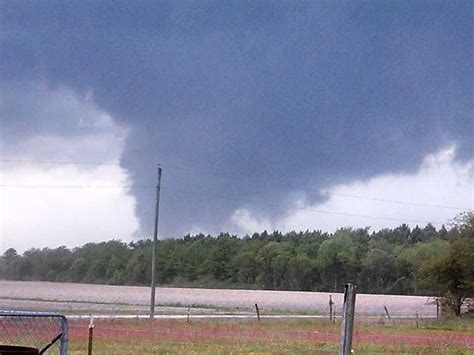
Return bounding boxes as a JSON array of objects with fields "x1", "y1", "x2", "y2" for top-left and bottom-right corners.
[{"x1": 0, "y1": 311, "x2": 68, "y2": 355}]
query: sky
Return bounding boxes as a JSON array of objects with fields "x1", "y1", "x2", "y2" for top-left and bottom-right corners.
[{"x1": 0, "y1": 1, "x2": 472, "y2": 252}]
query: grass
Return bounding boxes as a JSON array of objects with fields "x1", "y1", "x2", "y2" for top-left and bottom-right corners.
[
  {"x1": 421, "y1": 314, "x2": 474, "y2": 332},
  {"x1": 65, "y1": 317, "x2": 474, "y2": 354}
]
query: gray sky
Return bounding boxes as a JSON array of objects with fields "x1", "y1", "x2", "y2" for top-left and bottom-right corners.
[{"x1": 0, "y1": 1, "x2": 472, "y2": 251}]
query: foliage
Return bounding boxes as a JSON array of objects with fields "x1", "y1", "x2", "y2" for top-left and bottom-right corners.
[
  {"x1": 421, "y1": 211, "x2": 474, "y2": 315},
  {"x1": 1, "y1": 214, "x2": 473, "y2": 306}
]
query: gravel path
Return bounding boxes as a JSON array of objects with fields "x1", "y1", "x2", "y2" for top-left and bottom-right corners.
[{"x1": 0, "y1": 280, "x2": 438, "y2": 317}]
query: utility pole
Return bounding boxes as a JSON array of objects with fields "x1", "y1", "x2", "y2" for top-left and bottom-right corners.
[{"x1": 150, "y1": 165, "x2": 162, "y2": 319}]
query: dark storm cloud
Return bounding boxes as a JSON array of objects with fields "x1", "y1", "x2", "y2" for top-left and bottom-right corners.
[{"x1": 1, "y1": 1, "x2": 472, "y2": 236}]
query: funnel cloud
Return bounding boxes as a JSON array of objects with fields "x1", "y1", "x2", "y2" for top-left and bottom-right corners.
[{"x1": 1, "y1": 1, "x2": 472, "y2": 244}]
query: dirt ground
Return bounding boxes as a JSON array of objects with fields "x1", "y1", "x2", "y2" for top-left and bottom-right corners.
[{"x1": 0, "y1": 280, "x2": 439, "y2": 317}]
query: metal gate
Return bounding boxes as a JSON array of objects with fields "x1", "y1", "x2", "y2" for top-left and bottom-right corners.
[{"x1": 0, "y1": 310, "x2": 68, "y2": 354}]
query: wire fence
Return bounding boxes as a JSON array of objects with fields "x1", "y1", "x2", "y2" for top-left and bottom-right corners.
[
  {"x1": 1, "y1": 311, "x2": 472, "y2": 353},
  {"x1": 64, "y1": 316, "x2": 474, "y2": 354},
  {"x1": 0, "y1": 311, "x2": 68, "y2": 354},
  {"x1": 68, "y1": 320, "x2": 341, "y2": 353},
  {"x1": 1, "y1": 291, "x2": 472, "y2": 354}
]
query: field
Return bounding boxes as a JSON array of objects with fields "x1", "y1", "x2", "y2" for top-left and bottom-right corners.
[
  {"x1": 1, "y1": 281, "x2": 473, "y2": 354},
  {"x1": 0, "y1": 280, "x2": 441, "y2": 316},
  {"x1": 64, "y1": 318, "x2": 474, "y2": 354}
]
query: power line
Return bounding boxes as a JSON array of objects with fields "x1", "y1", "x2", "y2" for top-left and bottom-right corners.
[
  {"x1": 0, "y1": 183, "x2": 448, "y2": 224},
  {"x1": 162, "y1": 186, "x2": 447, "y2": 225},
  {"x1": 0, "y1": 159, "x2": 126, "y2": 166},
  {"x1": 321, "y1": 191, "x2": 467, "y2": 210},
  {"x1": 0, "y1": 181, "x2": 468, "y2": 211},
  {"x1": 0, "y1": 184, "x2": 140, "y2": 189},
  {"x1": 1, "y1": 158, "x2": 470, "y2": 210},
  {"x1": 158, "y1": 163, "x2": 468, "y2": 211}
]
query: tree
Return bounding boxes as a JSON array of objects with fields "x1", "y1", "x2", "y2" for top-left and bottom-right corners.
[
  {"x1": 1, "y1": 214, "x2": 471, "y2": 297},
  {"x1": 230, "y1": 249, "x2": 259, "y2": 284},
  {"x1": 362, "y1": 247, "x2": 395, "y2": 293},
  {"x1": 287, "y1": 254, "x2": 317, "y2": 291},
  {"x1": 421, "y1": 211, "x2": 474, "y2": 315},
  {"x1": 0, "y1": 248, "x2": 20, "y2": 279},
  {"x1": 317, "y1": 228, "x2": 368, "y2": 292}
]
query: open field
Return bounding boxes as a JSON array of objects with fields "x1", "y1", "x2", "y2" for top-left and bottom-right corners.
[
  {"x1": 66, "y1": 318, "x2": 474, "y2": 354},
  {"x1": 1, "y1": 281, "x2": 473, "y2": 353},
  {"x1": 1, "y1": 280, "x2": 441, "y2": 317},
  {"x1": 2, "y1": 316, "x2": 473, "y2": 353}
]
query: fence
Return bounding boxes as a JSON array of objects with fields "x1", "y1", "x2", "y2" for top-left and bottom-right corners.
[
  {"x1": 64, "y1": 285, "x2": 472, "y2": 354},
  {"x1": 0, "y1": 311, "x2": 68, "y2": 355},
  {"x1": 66, "y1": 315, "x2": 474, "y2": 354},
  {"x1": 2, "y1": 290, "x2": 473, "y2": 354}
]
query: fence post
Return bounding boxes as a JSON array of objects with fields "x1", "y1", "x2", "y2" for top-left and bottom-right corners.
[
  {"x1": 59, "y1": 315, "x2": 68, "y2": 355},
  {"x1": 339, "y1": 283, "x2": 356, "y2": 355},
  {"x1": 329, "y1": 295, "x2": 334, "y2": 321},
  {"x1": 187, "y1": 307, "x2": 190, "y2": 323},
  {"x1": 88, "y1": 314, "x2": 94, "y2": 355},
  {"x1": 255, "y1": 303, "x2": 261, "y2": 321},
  {"x1": 384, "y1": 306, "x2": 391, "y2": 319}
]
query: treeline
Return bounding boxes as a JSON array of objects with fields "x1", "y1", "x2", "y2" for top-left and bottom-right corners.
[{"x1": 1, "y1": 215, "x2": 473, "y2": 304}]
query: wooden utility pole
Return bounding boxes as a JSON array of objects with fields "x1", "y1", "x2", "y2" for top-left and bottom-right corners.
[
  {"x1": 339, "y1": 283, "x2": 356, "y2": 355},
  {"x1": 150, "y1": 166, "x2": 162, "y2": 319}
]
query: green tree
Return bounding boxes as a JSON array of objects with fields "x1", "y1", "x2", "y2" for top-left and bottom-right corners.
[
  {"x1": 0, "y1": 248, "x2": 20, "y2": 279},
  {"x1": 317, "y1": 228, "x2": 368, "y2": 292},
  {"x1": 421, "y1": 211, "x2": 474, "y2": 315},
  {"x1": 288, "y1": 254, "x2": 317, "y2": 291}
]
